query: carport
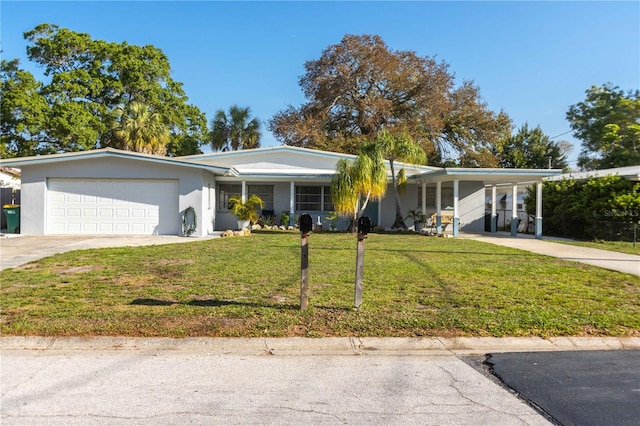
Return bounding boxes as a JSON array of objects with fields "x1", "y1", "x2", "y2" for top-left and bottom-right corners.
[{"x1": 411, "y1": 168, "x2": 562, "y2": 238}]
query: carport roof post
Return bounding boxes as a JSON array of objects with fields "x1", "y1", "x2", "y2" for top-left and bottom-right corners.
[{"x1": 0, "y1": 148, "x2": 231, "y2": 175}]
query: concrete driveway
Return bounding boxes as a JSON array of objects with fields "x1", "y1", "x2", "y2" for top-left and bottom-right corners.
[
  {"x1": 461, "y1": 232, "x2": 640, "y2": 276},
  {"x1": 0, "y1": 234, "x2": 220, "y2": 271}
]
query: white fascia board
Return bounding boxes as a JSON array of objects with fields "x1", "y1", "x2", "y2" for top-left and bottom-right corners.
[
  {"x1": 545, "y1": 165, "x2": 640, "y2": 182},
  {"x1": 230, "y1": 173, "x2": 335, "y2": 180},
  {"x1": 411, "y1": 168, "x2": 563, "y2": 183},
  {"x1": 0, "y1": 148, "x2": 230, "y2": 175},
  {"x1": 182, "y1": 145, "x2": 359, "y2": 161}
]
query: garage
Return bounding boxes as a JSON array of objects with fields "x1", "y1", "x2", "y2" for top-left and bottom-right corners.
[{"x1": 47, "y1": 178, "x2": 179, "y2": 235}]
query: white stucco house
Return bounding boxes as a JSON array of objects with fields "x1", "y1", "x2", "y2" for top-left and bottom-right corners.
[{"x1": 0, "y1": 146, "x2": 561, "y2": 237}]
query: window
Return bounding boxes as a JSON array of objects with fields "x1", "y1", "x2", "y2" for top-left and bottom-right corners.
[
  {"x1": 218, "y1": 184, "x2": 241, "y2": 210},
  {"x1": 323, "y1": 190, "x2": 333, "y2": 211},
  {"x1": 248, "y1": 185, "x2": 273, "y2": 210},
  {"x1": 418, "y1": 187, "x2": 454, "y2": 209},
  {"x1": 295, "y1": 186, "x2": 333, "y2": 211},
  {"x1": 217, "y1": 184, "x2": 274, "y2": 211}
]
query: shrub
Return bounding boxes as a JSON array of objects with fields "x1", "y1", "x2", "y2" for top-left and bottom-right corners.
[{"x1": 525, "y1": 175, "x2": 639, "y2": 240}]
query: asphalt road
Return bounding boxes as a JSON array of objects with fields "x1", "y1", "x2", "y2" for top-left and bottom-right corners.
[{"x1": 486, "y1": 350, "x2": 640, "y2": 426}]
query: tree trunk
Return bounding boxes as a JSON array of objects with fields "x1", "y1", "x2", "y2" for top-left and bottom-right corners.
[{"x1": 389, "y1": 160, "x2": 407, "y2": 229}]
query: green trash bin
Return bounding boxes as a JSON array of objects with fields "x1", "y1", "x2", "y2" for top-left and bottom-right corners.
[{"x1": 3, "y1": 204, "x2": 20, "y2": 234}]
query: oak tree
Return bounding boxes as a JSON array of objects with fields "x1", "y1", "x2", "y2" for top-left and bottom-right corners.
[
  {"x1": 0, "y1": 59, "x2": 49, "y2": 158},
  {"x1": 269, "y1": 34, "x2": 510, "y2": 166},
  {"x1": 1, "y1": 24, "x2": 208, "y2": 158},
  {"x1": 497, "y1": 123, "x2": 570, "y2": 171},
  {"x1": 567, "y1": 83, "x2": 640, "y2": 170}
]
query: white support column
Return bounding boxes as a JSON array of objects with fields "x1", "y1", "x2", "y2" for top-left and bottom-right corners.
[
  {"x1": 535, "y1": 182, "x2": 543, "y2": 239},
  {"x1": 289, "y1": 181, "x2": 295, "y2": 226},
  {"x1": 436, "y1": 181, "x2": 442, "y2": 235},
  {"x1": 241, "y1": 181, "x2": 247, "y2": 203},
  {"x1": 421, "y1": 182, "x2": 427, "y2": 215},
  {"x1": 491, "y1": 185, "x2": 497, "y2": 233},
  {"x1": 453, "y1": 179, "x2": 460, "y2": 237},
  {"x1": 511, "y1": 184, "x2": 518, "y2": 236}
]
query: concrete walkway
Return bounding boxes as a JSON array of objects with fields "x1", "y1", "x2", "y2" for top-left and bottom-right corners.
[{"x1": 460, "y1": 232, "x2": 640, "y2": 276}]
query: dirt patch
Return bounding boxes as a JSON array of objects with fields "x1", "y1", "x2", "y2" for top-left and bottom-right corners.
[
  {"x1": 156, "y1": 259, "x2": 195, "y2": 266},
  {"x1": 60, "y1": 266, "x2": 102, "y2": 274}
]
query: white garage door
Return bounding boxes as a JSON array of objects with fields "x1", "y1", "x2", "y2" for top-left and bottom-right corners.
[{"x1": 48, "y1": 178, "x2": 179, "y2": 235}]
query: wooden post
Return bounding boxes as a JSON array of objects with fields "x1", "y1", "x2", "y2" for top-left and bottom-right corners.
[
  {"x1": 300, "y1": 232, "x2": 309, "y2": 310},
  {"x1": 354, "y1": 233, "x2": 366, "y2": 309},
  {"x1": 298, "y1": 213, "x2": 313, "y2": 310}
]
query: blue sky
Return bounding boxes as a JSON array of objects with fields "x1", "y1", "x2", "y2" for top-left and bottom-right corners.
[{"x1": 2, "y1": 1, "x2": 639, "y2": 168}]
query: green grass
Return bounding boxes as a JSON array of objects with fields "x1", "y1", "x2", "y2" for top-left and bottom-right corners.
[
  {"x1": 1, "y1": 232, "x2": 638, "y2": 338},
  {"x1": 552, "y1": 239, "x2": 640, "y2": 256}
]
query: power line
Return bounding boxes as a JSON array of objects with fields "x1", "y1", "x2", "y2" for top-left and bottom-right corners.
[{"x1": 550, "y1": 130, "x2": 572, "y2": 139}]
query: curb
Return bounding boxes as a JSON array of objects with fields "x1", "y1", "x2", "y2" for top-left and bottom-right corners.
[{"x1": 2, "y1": 336, "x2": 639, "y2": 356}]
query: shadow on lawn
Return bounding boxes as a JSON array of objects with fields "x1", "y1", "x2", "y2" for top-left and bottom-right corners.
[
  {"x1": 130, "y1": 298, "x2": 299, "y2": 310},
  {"x1": 311, "y1": 246, "x2": 538, "y2": 257},
  {"x1": 367, "y1": 247, "x2": 538, "y2": 256}
]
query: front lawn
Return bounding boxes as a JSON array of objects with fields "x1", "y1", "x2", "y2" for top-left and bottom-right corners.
[{"x1": 1, "y1": 232, "x2": 638, "y2": 337}]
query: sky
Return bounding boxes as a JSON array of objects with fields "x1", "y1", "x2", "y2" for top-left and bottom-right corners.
[{"x1": 2, "y1": 1, "x2": 639, "y2": 169}]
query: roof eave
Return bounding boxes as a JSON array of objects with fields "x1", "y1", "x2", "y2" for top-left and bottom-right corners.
[
  {"x1": 410, "y1": 168, "x2": 564, "y2": 183},
  {"x1": 1, "y1": 148, "x2": 230, "y2": 175}
]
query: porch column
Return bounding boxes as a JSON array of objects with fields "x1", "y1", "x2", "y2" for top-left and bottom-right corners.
[
  {"x1": 491, "y1": 185, "x2": 497, "y2": 233},
  {"x1": 511, "y1": 184, "x2": 518, "y2": 236},
  {"x1": 289, "y1": 181, "x2": 295, "y2": 226},
  {"x1": 436, "y1": 181, "x2": 442, "y2": 234},
  {"x1": 535, "y1": 182, "x2": 543, "y2": 239},
  {"x1": 421, "y1": 182, "x2": 427, "y2": 215},
  {"x1": 452, "y1": 179, "x2": 460, "y2": 237},
  {"x1": 241, "y1": 181, "x2": 247, "y2": 203}
]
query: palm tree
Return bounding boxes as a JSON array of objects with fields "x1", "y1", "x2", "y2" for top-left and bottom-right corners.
[
  {"x1": 110, "y1": 102, "x2": 169, "y2": 155},
  {"x1": 331, "y1": 144, "x2": 387, "y2": 231},
  {"x1": 375, "y1": 130, "x2": 426, "y2": 229},
  {"x1": 210, "y1": 105, "x2": 261, "y2": 151}
]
